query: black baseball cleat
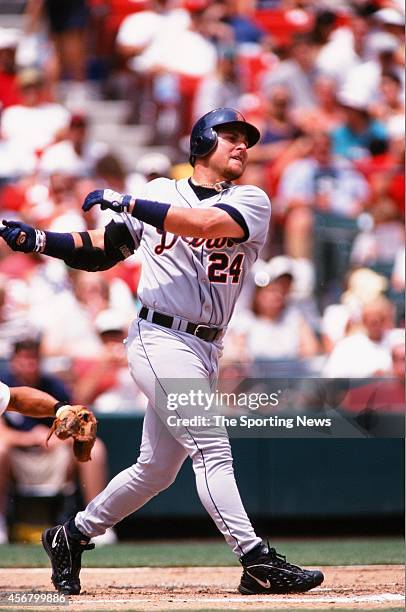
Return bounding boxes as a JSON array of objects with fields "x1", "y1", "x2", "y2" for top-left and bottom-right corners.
[
  {"x1": 238, "y1": 542, "x2": 324, "y2": 595},
  {"x1": 42, "y1": 524, "x2": 95, "y2": 595}
]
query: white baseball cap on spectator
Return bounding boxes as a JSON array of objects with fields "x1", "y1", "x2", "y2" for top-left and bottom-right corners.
[
  {"x1": 367, "y1": 32, "x2": 398, "y2": 56},
  {"x1": 342, "y1": 268, "x2": 388, "y2": 307},
  {"x1": 337, "y1": 88, "x2": 369, "y2": 111},
  {"x1": 0, "y1": 27, "x2": 21, "y2": 49},
  {"x1": 39, "y1": 143, "x2": 83, "y2": 177},
  {"x1": 135, "y1": 152, "x2": 171, "y2": 177},
  {"x1": 254, "y1": 256, "x2": 294, "y2": 287},
  {"x1": 373, "y1": 8, "x2": 404, "y2": 27},
  {"x1": 387, "y1": 115, "x2": 405, "y2": 140},
  {"x1": 94, "y1": 309, "x2": 128, "y2": 335}
]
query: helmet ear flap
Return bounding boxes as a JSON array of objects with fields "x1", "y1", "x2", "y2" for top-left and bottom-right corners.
[{"x1": 195, "y1": 127, "x2": 218, "y2": 158}]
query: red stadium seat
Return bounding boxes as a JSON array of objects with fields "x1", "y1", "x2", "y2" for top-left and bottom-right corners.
[{"x1": 253, "y1": 8, "x2": 314, "y2": 45}]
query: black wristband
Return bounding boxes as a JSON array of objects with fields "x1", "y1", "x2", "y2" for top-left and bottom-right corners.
[
  {"x1": 131, "y1": 199, "x2": 170, "y2": 231},
  {"x1": 53, "y1": 401, "x2": 67, "y2": 415}
]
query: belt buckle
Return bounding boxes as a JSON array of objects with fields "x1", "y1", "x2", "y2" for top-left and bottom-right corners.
[{"x1": 194, "y1": 324, "x2": 210, "y2": 339}]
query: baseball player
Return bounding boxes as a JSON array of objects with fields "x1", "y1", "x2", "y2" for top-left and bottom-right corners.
[{"x1": 0, "y1": 108, "x2": 324, "y2": 596}]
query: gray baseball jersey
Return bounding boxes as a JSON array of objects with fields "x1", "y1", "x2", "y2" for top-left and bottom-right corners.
[{"x1": 121, "y1": 177, "x2": 271, "y2": 328}]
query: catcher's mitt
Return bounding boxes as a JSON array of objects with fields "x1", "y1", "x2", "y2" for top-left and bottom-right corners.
[{"x1": 47, "y1": 405, "x2": 97, "y2": 462}]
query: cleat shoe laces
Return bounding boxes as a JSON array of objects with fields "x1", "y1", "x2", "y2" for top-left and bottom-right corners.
[
  {"x1": 238, "y1": 542, "x2": 324, "y2": 595},
  {"x1": 42, "y1": 524, "x2": 95, "y2": 595}
]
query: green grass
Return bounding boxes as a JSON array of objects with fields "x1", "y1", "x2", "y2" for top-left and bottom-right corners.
[{"x1": 0, "y1": 537, "x2": 403, "y2": 567}]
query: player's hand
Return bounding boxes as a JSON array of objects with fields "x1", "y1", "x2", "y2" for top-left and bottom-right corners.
[
  {"x1": 82, "y1": 189, "x2": 132, "y2": 214},
  {"x1": 0, "y1": 220, "x2": 37, "y2": 253}
]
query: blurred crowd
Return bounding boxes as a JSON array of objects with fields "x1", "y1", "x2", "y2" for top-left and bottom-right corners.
[
  {"x1": 0, "y1": 0, "x2": 404, "y2": 545},
  {"x1": 0, "y1": 0, "x2": 404, "y2": 413}
]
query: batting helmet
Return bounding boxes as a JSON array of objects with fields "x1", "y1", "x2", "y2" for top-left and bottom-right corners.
[{"x1": 189, "y1": 108, "x2": 260, "y2": 166}]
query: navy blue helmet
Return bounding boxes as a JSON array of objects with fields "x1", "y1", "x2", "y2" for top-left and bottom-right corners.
[{"x1": 189, "y1": 108, "x2": 260, "y2": 166}]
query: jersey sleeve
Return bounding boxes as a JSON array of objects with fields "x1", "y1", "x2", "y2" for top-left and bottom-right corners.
[
  {"x1": 214, "y1": 185, "x2": 271, "y2": 245},
  {"x1": 0, "y1": 381, "x2": 10, "y2": 416}
]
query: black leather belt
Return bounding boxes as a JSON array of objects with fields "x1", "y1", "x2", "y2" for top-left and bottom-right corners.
[{"x1": 139, "y1": 306, "x2": 222, "y2": 342}]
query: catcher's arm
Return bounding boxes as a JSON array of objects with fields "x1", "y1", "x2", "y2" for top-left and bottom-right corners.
[
  {"x1": 7, "y1": 386, "x2": 63, "y2": 418},
  {"x1": 2, "y1": 384, "x2": 97, "y2": 462}
]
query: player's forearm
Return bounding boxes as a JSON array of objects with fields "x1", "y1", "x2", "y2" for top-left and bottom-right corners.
[
  {"x1": 163, "y1": 207, "x2": 243, "y2": 239},
  {"x1": 8, "y1": 387, "x2": 59, "y2": 417},
  {"x1": 127, "y1": 199, "x2": 244, "y2": 239}
]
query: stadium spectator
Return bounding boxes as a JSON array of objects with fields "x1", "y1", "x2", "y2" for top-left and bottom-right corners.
[
  {"x1": 39, "y1": 114, "x2": 108, "y2": 179},
  {"x1": 315, "y1": 10, "x2": 370, "y2": 84},
  {"x1": 0, "y1": 337, "x2": 112, "y2": 544},
  {"x1": 202, "y1": 0, "x2": 265, "y2": 46},
  {"x1": 40, "y1": 270, "x2": 109, "y2": 359},
  {"x1": 342, "y1": 329, "x2": 405, "y2": 414},
  {"x1": 277, "y1": 130, "x2": 369, "y2": 257},
  {"x1": 116, "y1": 0, "x2": 188, "y2": 65},
  {"x1": 90, "y1": 153, "x2": 133, "y2": 228},
  {"x1": 134, "y1": 152, "x2": 172, "y2": 182},
  {"x1": 310, "y1": 9, "x2": 337, "y2": 51},
  {"x1": 354, "y1": 115, "x2": 404, "y2": 219},
  {"x1": 0, "y1": 68, "x2": 70, "y2": 157},
  {"x1": 117, "y1": 0, "x2": 217, "y2": 135},
  {"x1": 226, "y1": 256, "x2": 319, "y2": 361},
  {"x1": 331, "y1": 91, "x2": 388, "y2": 161},
  {"x1": 323, "y1": 296, "x2": 395, "y2": 378},
  {"x1": 372, "y1": 8, "x2": 405, "y2": 43},
  {"x1": 320, "y1": 268, "x2": 388, "y2": 354},
  {"x1": 193, "y1": 48, "x2": 243, "y2": 121},
  {"x1": 0, "y1": 277, "x2": 40, "y2": 360},
  {"x1": 27, "y1": 172, "x2": 87, "y2": 233},
  {"x1": 0, "y1": 27, "x2": 21, "y2": 110},
  {"x1": 24, "y1": 0, "x2": 91, "y2": 109},
  {"x1": 369, "y1": 71, "x2": 404, "y2": 125},
  {"x1": 261, "y1": 33, "x2": 319, "y2": 111},
  {"x1": 40, "y1": 268, "x2": 134, "y2": 360},
  {"x1": 126, "y1": 151, "x2": 173, "y2": 193},
  {"x1": 73, "y1": 309, "x2": 146, "y2": 412},
  {"x1": 350, "y1": 198, "x2": 404, "y2": 266},
  {"x1": 341, "y1": 32, "x2": 404, "y2": 112},
  {"x1": 249, "y1": 84, "x2": 302, "y2": 170},
  {"x1": 293, "y1": 74, "x2": 344, "y2": 133}
]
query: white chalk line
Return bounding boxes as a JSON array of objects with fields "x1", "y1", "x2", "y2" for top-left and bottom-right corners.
[
  {"x1": 2, "y1": 565, "x2": 403, "y2": 574},
  {"x1": 66, "y1": 593, "x2": 404, "y2": 605}
]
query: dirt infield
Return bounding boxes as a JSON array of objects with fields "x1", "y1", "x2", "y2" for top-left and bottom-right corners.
[{"x1": 0, "y1": 566, "x2": 404, "y2": 610}]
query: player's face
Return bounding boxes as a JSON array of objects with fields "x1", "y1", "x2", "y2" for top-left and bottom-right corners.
[{"x1": 210, "y1": 128, "x2": 249, "y2": 180}]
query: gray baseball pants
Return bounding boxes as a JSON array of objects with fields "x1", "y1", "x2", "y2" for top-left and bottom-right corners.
[{"x1": 75, "y1": 318, "x2": 261, "y2": 556}]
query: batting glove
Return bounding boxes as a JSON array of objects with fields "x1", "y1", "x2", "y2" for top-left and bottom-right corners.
[
  {"x1": 82, "y1": 189, "x2": 132, "y2": 213},
  {"x1": 0, "y1": 220, "x2": 45, "y2": 253}
]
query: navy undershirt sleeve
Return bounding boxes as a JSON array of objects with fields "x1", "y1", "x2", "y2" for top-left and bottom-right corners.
[{"x1": 213, "y1": 203, "x2": 250, "y2": 242}]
